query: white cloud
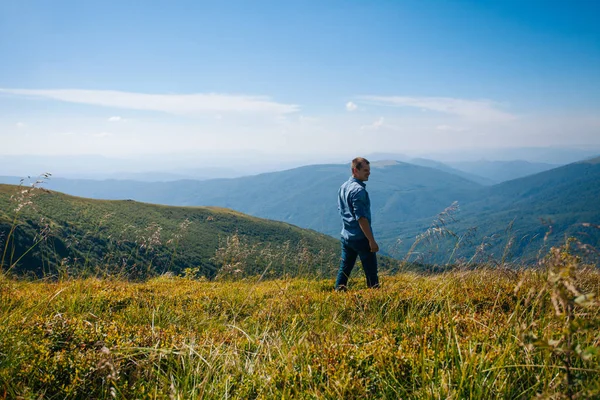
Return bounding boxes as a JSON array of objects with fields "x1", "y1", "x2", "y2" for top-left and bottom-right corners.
[
  {"x1": 361, "y1": 117, "x2": 385, "y2": 130},
  {"x1": 108, "y1": 116, "x2": 123, "y2": 122},
  {"x1": 436, "y1": 124, "x2": 467, "y2": 132},
  {"x1": 357, "y1": 95, "x2": 516, "y2": 123},
  {"x1": 16, "y1": 122, "x2": 26, "y2": 129},
  {"x1": 0, "y1": 88, "x2": 299, "y2": 116},
  {"x1": 346, "y1": 101, "x2": 358, "y2": 112}
]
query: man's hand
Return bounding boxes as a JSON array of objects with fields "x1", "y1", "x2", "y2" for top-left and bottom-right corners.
[
  {"x1": 369, "y1": 240, "x2": 379, "y2": 253},
  {"x1": 358, "y1": 217, "x2": 379, "y2": 253}
]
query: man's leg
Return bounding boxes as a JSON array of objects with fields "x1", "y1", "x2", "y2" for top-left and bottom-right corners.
[
  {"x1": 335, "y1": 240, "x2": 357, "y2": 291},
  {"x1": 358, "y1": 244, "x2": 379, "y2": 288}
]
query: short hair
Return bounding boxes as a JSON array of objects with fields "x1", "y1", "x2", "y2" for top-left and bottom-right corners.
[{"x1": 351, "y1": 157, "x2": 370, "y2": 171}]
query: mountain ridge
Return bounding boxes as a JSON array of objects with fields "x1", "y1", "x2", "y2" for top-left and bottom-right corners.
[
  {"x1": 1, "y1": 156, "x2": 598, "y2": 264},
  {"x1": 0, "y1": 183, "x2": 343, "y2": 279}
]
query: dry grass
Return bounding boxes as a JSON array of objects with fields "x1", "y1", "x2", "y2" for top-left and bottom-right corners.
[{"x1": 1, "y1": 260, "x2": 598, "y2": 399}]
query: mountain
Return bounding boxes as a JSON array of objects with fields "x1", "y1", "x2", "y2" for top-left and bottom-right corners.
[
  {"x1": 407, "y1": 158, "x2": 495, "y2": 185},
  {"x1": 419, "y1": 147, "x2": 600, "y2": 164},
  {"x1": 0, "y1": 153, "x2": 341, "y2": 181},
  {"x1": 2, "y1": 157, "x2": 598, "y2": 265},
  {"x1": 366, "y1": 153, "x2": 496, "y2": 185},
  {"x1": 1, "y1": 162, "x2": 484, "y2": 244},
  {"x1": 0, "y1": 184, "x2": 342, "y2": 279},
  {"x1": 365, "y1": 152, "x2": 411, "y2": 162},
  {"x1": 446, "y1": 160, "x2": 562, "y2": 184},
  {"x1": 387, "y1": 157, "x2": 600, "y2": 263}
]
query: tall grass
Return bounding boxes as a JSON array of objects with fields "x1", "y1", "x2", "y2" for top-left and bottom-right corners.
[{"x1": 1, "y1": 259, "x2": 598, "y2": 398}]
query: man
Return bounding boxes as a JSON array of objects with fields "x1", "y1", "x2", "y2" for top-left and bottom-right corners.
[{"x1": 335, "y1": 157, "x2": 380, "y2": 291}]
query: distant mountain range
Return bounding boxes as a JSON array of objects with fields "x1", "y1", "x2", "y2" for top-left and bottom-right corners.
[
  {"x1": 1, "y1": 161, "x2": 483, "y2": 239},
  {"x1": 2, "y1": 156, "x2": 598, "y2": 264},
  {"x1": 3, "y1": 146, "x2": 600, "y2": 182},
  {"x1": 445, "y1": 160, "x2": 561, "y2": 184},
  {"x1": 365, "y1": 154, "x2": 562, "y2": 184}
]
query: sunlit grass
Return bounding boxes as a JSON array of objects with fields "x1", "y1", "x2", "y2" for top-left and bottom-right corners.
[{"x1": 1, "y1": 267, "x2": 599, "y2": 399}]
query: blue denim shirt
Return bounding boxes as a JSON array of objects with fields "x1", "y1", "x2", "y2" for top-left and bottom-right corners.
[{"x1": 338, "y1": 177, "x2": 371, "y2": 241}]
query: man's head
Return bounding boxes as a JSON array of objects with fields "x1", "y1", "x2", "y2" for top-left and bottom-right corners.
[{"x1": 351, "y1": 157, "x2": 371, "y2": 182}]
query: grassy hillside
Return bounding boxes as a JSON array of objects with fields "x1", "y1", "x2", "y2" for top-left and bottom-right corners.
[
  {"x1": 0, "y1": 183, "x2": 342, "y2": 279},
  {"x1": 1, "y1": 261, "x2": 598, "y2": 398},
  {"x1": 386, "y1": 158, "x2": 600, "y2": 264}
]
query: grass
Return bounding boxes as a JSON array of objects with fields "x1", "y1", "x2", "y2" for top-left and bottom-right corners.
[
  {"x1": 1, "y1": 265, "x2": 599, "y2": 399},
  {"x1": 1, "y1": 178, "x2": 599, "y2": 398}
]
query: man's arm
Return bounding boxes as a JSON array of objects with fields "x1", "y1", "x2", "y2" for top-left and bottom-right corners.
[{"x1": 358, "y1": 217, "x2": 379, "y2": 252}]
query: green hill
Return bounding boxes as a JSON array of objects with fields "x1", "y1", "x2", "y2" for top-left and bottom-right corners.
[
  {"x1": 387, "y1": 157, "x2": 600, "y2": 263},
  {"x1": 0, "y1": 184, "x2": 342, "y2": 279}
]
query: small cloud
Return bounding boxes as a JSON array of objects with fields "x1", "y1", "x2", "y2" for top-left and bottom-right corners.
[
  {"x1": 361, "y1": 117, "x2": 385, "y2": 130},
  {"x1": 346, "y1": 101, "x2": 358, "y2": 112},
  {"x1": 108, "y1": 116, "x2": 123, "y2": 122},
  {"x1": 436, "y1": 125, "x2": 467, "y2": 132},
  {"x1": 16, "y1": 122, "x2": 26, "y2": 129},
  {"x1": 214, "y1": 114, "x2": 223, "y2": 120}
]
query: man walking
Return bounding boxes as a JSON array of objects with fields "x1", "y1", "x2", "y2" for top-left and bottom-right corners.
[{"x1": 335, "y1": 157, "x2": 380, "y2": 291}]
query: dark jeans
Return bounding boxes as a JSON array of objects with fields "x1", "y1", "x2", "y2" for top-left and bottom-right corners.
[{"x1": 335, "y1": 237, "x2": 379, "y2": 290}]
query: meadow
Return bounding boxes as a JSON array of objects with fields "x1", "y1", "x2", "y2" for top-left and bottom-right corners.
[
  {"x1": 1, "y1": 249, "x2": 599, "y2": 399},
  {"x1": 1, "y1": 182, "x2": 599, "y2": 399}
]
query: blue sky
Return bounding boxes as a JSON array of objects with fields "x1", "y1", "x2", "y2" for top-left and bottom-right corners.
[{"x1": 1, "y1": 0, "x2": 599, "y2": 161}]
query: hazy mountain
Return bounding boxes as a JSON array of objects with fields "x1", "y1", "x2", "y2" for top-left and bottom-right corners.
[
  {"x1": 0, "y1": 154, "x2": 251, "y2": 181},
  {"x1": 0, "y1": 153, "x2": 341, "y2": 181},
  {"x1": 407, "y1": 158, "x2": 495, "y2": 185},
  {"x1": 446, "y1": 160, "x2": 561, "y2": 184},
  {"x1": 2, "y1": 157, "x2": 598, "y2": 264},
  {"x1": 420, "y1": 147, "x2": 600, "y2": 164},
  {"x1": 365, "y1": 152, "x2": 411, "y2": 162},
  {"x1": 366, "y1": 153, "x2": 505, "y2": 185},
  {"x1": 387, "y1": 157, "x2": 600, "y2": 263}
]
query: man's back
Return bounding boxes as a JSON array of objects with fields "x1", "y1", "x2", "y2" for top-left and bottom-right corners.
[{"x1": 338, "y1": 177, "x2": 371, "y2": 241}]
